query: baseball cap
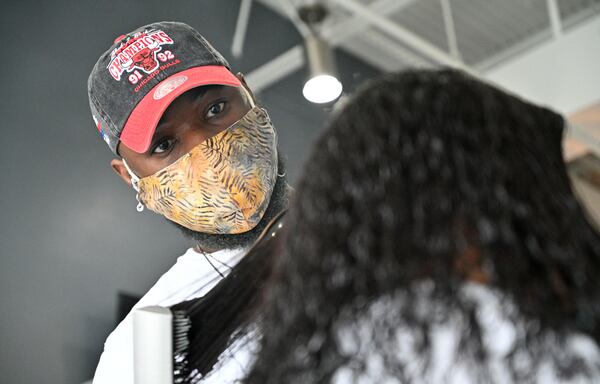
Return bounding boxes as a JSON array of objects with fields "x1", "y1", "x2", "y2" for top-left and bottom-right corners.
[{"x1": 88, "y1": 21, "x2": 241, "y2": 155}]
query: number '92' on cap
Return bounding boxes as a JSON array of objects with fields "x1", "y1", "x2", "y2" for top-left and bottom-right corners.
[{"x1": 87, "y1": 21, "x2": 241, "y2": 155}]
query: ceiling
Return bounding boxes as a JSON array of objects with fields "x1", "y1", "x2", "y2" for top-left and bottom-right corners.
[{"x1": 244, "y1": 0, "x2": 600, "y2": 90}]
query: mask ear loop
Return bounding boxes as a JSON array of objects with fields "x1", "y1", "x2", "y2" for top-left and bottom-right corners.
[{"x1": 122, "y1": 159, "x2": 145, "y2": 212}]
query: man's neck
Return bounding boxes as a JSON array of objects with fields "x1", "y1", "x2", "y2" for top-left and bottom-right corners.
[{"x1": 193, "y1": 244, "x2": 223, "y2": 254}]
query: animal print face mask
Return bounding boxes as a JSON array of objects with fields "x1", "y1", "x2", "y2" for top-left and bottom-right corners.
[{"x1": 127, "y1": 106, "x2": 278, "y2": 234}]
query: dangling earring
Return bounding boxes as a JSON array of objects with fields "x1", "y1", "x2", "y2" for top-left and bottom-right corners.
[
  {"x1": 135, "y1": 193, "x2": 144, "y2": 212},
  {"x1": 123, "y1": 159, "x2": 145, "y2": 213},
  {"x1": 130, "y1": 178, "x2": 144, "y2": 212}
]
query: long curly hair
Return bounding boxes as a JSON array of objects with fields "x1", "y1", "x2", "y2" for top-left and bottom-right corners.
[{"x1": 245, "y1": 69, "x2": 600, "y2": 383}]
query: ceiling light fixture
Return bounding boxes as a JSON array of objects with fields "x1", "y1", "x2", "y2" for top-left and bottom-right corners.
[
  {"x1": 299, "y1": 4, "x2": 343, "y2": 104},
  {"x1": 302, "y1": 35, "x2": 343, "y2": 104}
]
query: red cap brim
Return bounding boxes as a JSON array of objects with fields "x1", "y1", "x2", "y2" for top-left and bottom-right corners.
[{"x1": 120, "y1": 66, "x2": 242, "y2": 154}]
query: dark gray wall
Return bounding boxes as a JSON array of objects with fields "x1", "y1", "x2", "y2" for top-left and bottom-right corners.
[{"x1": 0, "y1": 1, "x2": 379, "y2": 383}]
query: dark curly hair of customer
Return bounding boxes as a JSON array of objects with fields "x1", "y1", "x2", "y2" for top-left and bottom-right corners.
[{"x1": 245, "y1": 69, "x2": 600, "y2": 383}]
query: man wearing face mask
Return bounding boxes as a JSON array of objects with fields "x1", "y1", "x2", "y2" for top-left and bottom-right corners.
[{"x1": 87, "y1": 21, "x2": 289, "y2": 383}]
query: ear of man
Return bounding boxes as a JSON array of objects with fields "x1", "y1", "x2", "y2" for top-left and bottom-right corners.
[{"x1": 111, "y1": 158, "x2": 133, "y2": 187}]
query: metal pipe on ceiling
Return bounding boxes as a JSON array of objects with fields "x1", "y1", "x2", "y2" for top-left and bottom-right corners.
[
  {"x1": 231, "y1": 0, "x2": 254, "y2": 58},
  {"x1": 328, "y1": 0, "x2": 472, "y2": 73}
]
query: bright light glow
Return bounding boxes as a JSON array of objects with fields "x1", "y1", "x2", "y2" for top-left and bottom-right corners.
[{"x1": 302, "y1": 74, "x2": 343, "y2": 104}]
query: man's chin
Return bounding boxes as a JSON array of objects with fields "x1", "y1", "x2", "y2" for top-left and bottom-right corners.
[{"x1": 168, "y1": 173, "x2": 290, "y2": 253}]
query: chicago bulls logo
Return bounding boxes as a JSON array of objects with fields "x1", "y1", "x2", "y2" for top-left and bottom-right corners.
[{"x1": 107, "y1": 29, "x2": 174, "y2": 81}]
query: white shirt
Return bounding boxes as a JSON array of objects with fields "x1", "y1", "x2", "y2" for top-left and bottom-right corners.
[
  {"x1": 92, "y1": 246, "x2": 256, "y2": 384},
  {"x1": 332, "y1": 283, "x2": 600, "y2": 384}
]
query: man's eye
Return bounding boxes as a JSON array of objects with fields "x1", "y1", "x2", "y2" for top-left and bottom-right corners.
[
  {"x1": 152, "y1": 138, "x2": 175, "y2": 154},
  {"x1": 206, "y1": 101, "x2": 226, "y2": 118}
]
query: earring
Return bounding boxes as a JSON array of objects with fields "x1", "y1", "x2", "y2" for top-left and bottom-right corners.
[{"x1": 135, "y1": 193, "x2": 144, "y2": 212}]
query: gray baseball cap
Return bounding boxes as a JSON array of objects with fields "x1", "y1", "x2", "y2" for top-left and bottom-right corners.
[{"x1": 88, "y1": 21, "x2": 241, "y2": 155}]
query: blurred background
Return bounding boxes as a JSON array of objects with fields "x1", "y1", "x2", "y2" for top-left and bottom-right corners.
[{"x1": 0, "y1": 0, "x2": 598, "y2": 383}]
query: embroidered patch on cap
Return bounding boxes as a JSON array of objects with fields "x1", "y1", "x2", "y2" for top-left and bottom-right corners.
[
  {"x1": 107, "y1": 29, "x2": 174, "y2": 81},
  {"x1": 153, "y1": 75, "x2": 188, "y2": 100}
]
